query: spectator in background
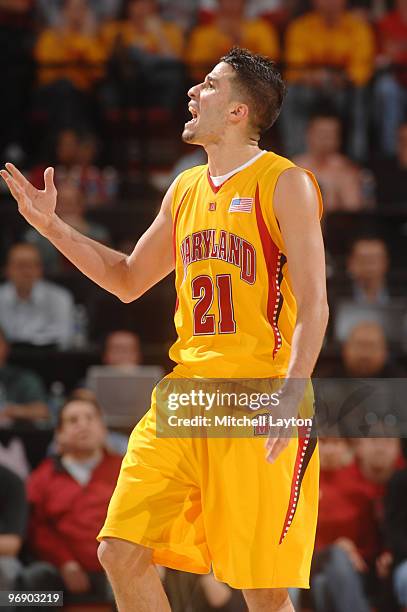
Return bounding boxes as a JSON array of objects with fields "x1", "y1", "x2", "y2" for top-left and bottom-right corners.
[
  {"x1": 335, "y1": 321, "x2": 404, "y2": 377},
  {"x1": 385, "y1": 460, "x2": 407, "y2": 612},
  {"x1": 25, "y1": 396, "x2": 121, "y2": 602},
  {"x1": 101, "y1": 0, "x2": 184, "y2": 112},
  {"x1": 197, "y1": 0, "x2": 300, "y2": 28},
  {"x1": 311, "y1": 437, "x2": 374, "y2": 612},
  {"x1": 0, "y1": 243, "x2": 75, "y2": 348},
  {"x1": 30, "y1": 130, "x2": 119, "y2": 209},
  {"x1": 0, "y1": 465, "x2": 27, "y2": 605},
  {"x1": 36, "y1": 0, "x2": 123, "y2": 25},
  {"x1": 282, "y1": 0, "x2": 375, "y2": 160},
  {"x1": 0, "y1": 326, "x2": 49, "y2": 426},
  {"x1": 294, "y1": 112, "x2": 366, "y2": 212},
  {"x1": 375, "y1": 0, "x2": 407, "y2": 157},
  {"x1": 186, "y1": 0, "x2": 279, "y2": 81},
  {"x1": 33, "y1": 0, "x2": 105, "y2": 131},
  {"x1": 102, "y1": 329, "x2": 141, "y2": 368},
  {"x1": 347, "y1": 237, "x2": 389, "y2": 304},
  {"x1": 30, "y1": 129, "x2": 81, "y2": 190},
  {"x1": 372, "y1": 122, "x2": 407, "y2": 208},
  {"x1": 331, "y1": 238, "x2": 394, "y2": 342},
  {"x1": 25, "y1": 181, "x2": 111, "y2": 275}
]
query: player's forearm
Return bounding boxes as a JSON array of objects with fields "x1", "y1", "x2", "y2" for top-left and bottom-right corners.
[
  {"x1": 42, "y1": 215, "x2": 133, "y2": 302},
  {"x1": 286, "y1": 296, "x2": 329, "y2": 380}
]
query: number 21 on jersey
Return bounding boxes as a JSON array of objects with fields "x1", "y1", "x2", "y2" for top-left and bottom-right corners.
[{"x1": 191, "y1": 274, "x2": 236, "y2": 335}]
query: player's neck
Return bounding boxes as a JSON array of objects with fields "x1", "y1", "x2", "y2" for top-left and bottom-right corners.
[{"x1": 206, "y1": 142, "x2": 262, "y2": 177}]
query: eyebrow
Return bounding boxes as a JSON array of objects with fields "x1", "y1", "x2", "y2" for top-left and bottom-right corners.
[{"x1": 205, "y1": 75, "x2": 218, "y2": 85}]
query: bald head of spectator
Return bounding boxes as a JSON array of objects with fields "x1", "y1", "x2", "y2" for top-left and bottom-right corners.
[
  {"x1": 313, "y1": 0, "x2": 347, "y2": 21},
  {"x1": 306, "y1": 114, "x2": 342, "y2": 159},
  {"x1": 57, "y1": 397, "x2": 107, "y2": 459},
  {"x1": 347, "y1": 237, "x2": 389, "y2": 301},
  {"x1": 6, "y1": 243, "x2": 43, "y2": 300},
  {"x1": 356, "y1": 437, "x2": 401, "y2": 484},
  {"x1": 342, "y1": 321, "x2": 388, "y2": 377},
  {"x1": 103, "y1": 330, "x2": 141, "y2": 368},
  {"x1": 397, "y1": 123, "x2": 407, "y2": 169}
]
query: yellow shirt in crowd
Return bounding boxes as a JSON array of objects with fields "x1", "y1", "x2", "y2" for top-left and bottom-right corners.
[
  {"x1": 285, "y1": 12, "x2": 375, "y2": 86},
  {"x1": 187, "y1": 19, "x2": 280, "y2": 80},
  {"x1": 35, "y1": 29, "x2": 105, "y2": 90},
  {"x1": 101, "y1": 20, "x2": 184, "y2": 58}
]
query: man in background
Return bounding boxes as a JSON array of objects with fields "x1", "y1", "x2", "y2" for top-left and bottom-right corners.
[
  {"x1": 294, "y1": 113, "x2": 365, "y2": 212},
  {"x1": 0, "y1": 464, "x2": 27, "y2": 609},
  {"x1": 0, "y1": 326, "x2": 48, "y2": 426},
  {"x1": 0, "y1": 243, "x2": 74, "y2": 348},
  {"x1": 102, "y1": 329, "x2": 141, "y2": 368},
  {"x1": 25, "y1": 396, "x2": 121, "y2": 602}
]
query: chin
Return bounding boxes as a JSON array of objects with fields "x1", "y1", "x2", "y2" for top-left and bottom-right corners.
[{"x1": 182, "y1": 125, "x2": 206, "y2": 146}]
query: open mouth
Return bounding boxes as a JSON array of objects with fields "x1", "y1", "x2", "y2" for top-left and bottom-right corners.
[{"x1": 185, "y1": 105, "x2": 199, "y2": 127}]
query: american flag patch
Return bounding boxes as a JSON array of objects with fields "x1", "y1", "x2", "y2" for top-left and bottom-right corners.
[{"x1": 229, "y1": 197, "x2": 254, "y2": 213}]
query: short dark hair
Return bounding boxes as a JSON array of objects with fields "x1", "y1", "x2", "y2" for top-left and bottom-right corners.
[
  {"x1": 220, "y1": 47, "x2": 286, "y2": 136},
  {"x1": 56, "y1": 392, "x2": 103, "y2": 429},
  {"x1": 348, "y1": 234, "x2": 387, "y2": 257}
]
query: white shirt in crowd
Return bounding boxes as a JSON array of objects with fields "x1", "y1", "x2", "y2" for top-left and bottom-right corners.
[{"x1": 0, "y1": 280, "x2": 74, "y2": 348}]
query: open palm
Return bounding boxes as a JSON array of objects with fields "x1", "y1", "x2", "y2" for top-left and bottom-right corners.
[{"x1": 0, "y1": 163, "x2": 57, "y2": 234}]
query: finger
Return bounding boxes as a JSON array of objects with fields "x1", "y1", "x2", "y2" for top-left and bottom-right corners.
[
  {"x1": 0, "y1": 172, "x2": 24, "y2": 203},
  {"x1": 265, "y1": 433, "x2": 278, "y2": 452},
  {"x1": 266, "y1": 437, "x2": 289, "y2": 463},
  {"x1": 44, "y1": 167, "x2": 56, "y2": 193},
  {"x1": 5, "y1": 162, "x2": 31, "y2": 189},
  {"x1": 0, "y1": 169, "x2": 10, "y2": 184}
]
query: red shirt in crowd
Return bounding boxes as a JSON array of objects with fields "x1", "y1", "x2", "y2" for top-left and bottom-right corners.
[
  {"x1": 316, "y1": 461, "x2": 382, "y2": 565},
  {"x1": 378, "y1": 10, "x2": 407, "y2": 85},
  {"x1": 27, "y1": 452, "x2": 122, "y2": 572}
]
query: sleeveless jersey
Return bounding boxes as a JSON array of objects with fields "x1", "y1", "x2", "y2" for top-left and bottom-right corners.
[{"x1": 169, "y1": 151, "x2": 322, "y2": 378}]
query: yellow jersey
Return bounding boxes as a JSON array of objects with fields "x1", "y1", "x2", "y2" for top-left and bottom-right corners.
[{"x1": 169, "y1": 151, "x2": 322, "y2": 378}]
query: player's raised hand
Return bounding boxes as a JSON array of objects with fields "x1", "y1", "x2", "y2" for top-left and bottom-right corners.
[{"x1": 0, "y1": 163, "x2": 57, "y2": 235}]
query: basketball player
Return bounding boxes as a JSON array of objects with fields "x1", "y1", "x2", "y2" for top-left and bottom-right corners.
[{"x1": 1, "y1": 48, "x2": 328, "y2": 611}]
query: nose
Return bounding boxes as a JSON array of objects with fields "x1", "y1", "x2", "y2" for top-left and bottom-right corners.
[{"x1": 187, "y1": 82, "x2": 201, "y2": 100}]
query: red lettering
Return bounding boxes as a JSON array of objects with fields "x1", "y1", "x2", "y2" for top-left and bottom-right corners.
[{"x1": 241, "y1": 240, "x2": 256, "y2": 284}]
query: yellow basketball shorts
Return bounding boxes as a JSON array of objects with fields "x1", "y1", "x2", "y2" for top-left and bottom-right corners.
[{"x1": 98, "y1": 384, "x2": 319, "y2": 589}]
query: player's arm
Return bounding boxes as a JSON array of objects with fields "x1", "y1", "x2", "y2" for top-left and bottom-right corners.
[
  {"x1": 265, "y1": 168, "x2": 328, "y2": 463},
  {"x1": 274, "y1": 167, "x2": 329, "y2": 380},
  {"x1": 0, "y1": 164, "x2": 175, "y2": 303}
]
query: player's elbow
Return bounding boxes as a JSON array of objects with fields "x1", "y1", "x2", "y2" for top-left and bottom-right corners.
[
  {"x1": 297, "y1": 291, "x2": 329, "y2": 329},
  {"x1": 118, "y1": 291, "x2": 135, "y2": 304},
  {"x1": 315, "y1": 294, "x2": 329, "y2": 331},
  {"x1": 117, "y1": 283, "x2": 144, "y2": 303}
]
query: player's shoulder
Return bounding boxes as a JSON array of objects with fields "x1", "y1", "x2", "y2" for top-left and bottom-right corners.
[
  {"x1": 174, "y1": 163, "x2": 208, "y2": 193},
  {"x1": 257, "y1": 151, "x2": 297, "y2": 180}
]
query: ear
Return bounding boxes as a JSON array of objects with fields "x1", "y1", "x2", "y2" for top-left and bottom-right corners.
[{"x1": 229, "y1": 103, "x2": 249, "y2": 124}]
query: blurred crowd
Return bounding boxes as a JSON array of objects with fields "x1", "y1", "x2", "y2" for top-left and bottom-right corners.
[{"x1": 0, "y1": 0, "x2": 407, "y2": 610}]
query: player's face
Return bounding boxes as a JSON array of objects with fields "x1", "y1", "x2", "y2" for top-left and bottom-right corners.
[{"x1": 183, "y1": 62, "x2": 236, "y2": 146}]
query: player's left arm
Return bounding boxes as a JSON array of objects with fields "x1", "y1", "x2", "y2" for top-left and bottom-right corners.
[
  {"x1": 266, "y1": 168, "x2": 329, "y2": 462},
  {"x1": 274, "y1": 167, "x2": 329, "y2": 379}
]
